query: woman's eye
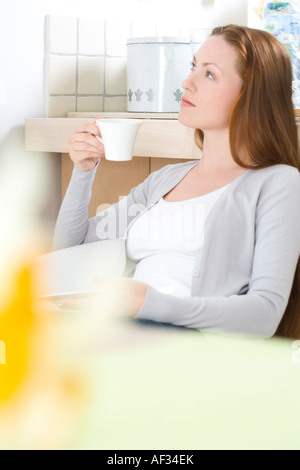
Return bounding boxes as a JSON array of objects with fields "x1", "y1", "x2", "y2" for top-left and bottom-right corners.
[
  {"x1": 206, "y1": 71, "x2": 214, "y2": 79},
  {"x1": 190, "y1": 62, "x2": 196, "y2": 71}
]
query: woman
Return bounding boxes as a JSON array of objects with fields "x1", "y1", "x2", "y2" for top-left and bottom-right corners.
[{"x1": 53, "y1": 25, "x2": 300, "y2": 339}]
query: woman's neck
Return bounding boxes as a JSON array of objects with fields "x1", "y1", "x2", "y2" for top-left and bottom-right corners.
[{"x1": 201, "y1": 129, "x2": 241, "y2": 173}]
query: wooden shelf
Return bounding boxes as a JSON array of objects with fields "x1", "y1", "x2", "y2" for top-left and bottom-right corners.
[
  {"x1": 67, "y1": 111, "x2": 179, "y2": 119},
  {"x1": 25, "y1": 111, "x2": 299, "y2": 157},
  {"x1": 25, "y1": 113, "x2": 202, "y2": 159}
]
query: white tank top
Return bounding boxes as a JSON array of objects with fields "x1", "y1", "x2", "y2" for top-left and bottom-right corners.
[{"x1": 126, "y1": 185, "x2": 230, "y2": 297}]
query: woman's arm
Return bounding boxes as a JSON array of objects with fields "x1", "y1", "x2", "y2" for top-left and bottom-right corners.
[
  {"x1": 51, "y1": 121, "x2": 151, "y2": 250},
  {"x1": 52, "y1": 122, "x2": 104, "y2": 250},
  {"x1": 52, "y1": 162, "x2": 153, "y2": 250},
  {"x1": 52, "y1": 164, "x2": 98, "y2": 250},
  {"x1": 135, "y1": 168, "x2": 300, "y2": 338}
]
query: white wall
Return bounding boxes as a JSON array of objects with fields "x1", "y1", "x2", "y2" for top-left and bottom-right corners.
[{"x1": 0, "y1": 0, "x2": 248, "y2": 225}]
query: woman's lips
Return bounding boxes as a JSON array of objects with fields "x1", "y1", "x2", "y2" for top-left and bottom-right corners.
[{"x1": 181, "y1": 98, "x2": 195, "y2": 107}]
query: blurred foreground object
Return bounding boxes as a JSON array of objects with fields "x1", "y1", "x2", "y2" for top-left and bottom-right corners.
[
  {"x1": 0, "y1": 132, "x2": 96, "y2": 449},
  {"x1": 0, "y1": 267, "x2": 95, "y2": 450}
]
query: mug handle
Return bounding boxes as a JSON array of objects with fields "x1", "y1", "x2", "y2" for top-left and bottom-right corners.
[
  {"x1": 96, "y1": 135, "x2": 104, "y2": 144},
  {"x1": 94, "y1": 118, "x2": 104, "y2": 144}
]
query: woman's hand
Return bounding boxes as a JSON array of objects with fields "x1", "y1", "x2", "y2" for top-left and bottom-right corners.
[
  {"x1": 94, "y1": 277, "x2": 148, "y2": 316},
  {"x1": 58, "y1": 278, "x2": 148, "y2": 317},
  {"x1": 67, "y1": 122, "x2": 105, "y2": 172}
]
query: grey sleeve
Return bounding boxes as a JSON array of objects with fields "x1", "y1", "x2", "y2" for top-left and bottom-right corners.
[
  {"x1": 52, "y1": 165, "x2": 98, "y2": 250},
  {"x1": 136, "y1": 170, "x2": 300, "y2": 338},
  {"x1": 52, "y1": 163, "x2": 149, "y2": 251}
]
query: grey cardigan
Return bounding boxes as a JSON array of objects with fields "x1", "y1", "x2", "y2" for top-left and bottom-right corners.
[{"x1": 53, "y1": 160, "x2": 300, "y2": 338}]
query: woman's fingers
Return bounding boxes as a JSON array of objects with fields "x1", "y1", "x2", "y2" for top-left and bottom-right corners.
[
  {"x1": 74, "y1": 122, "x2": 101, "y2": 136},
  {"x1": 67, "y1": 122, "x2": 105, "y2": 170},
  {"x1": 68, "y1": 129, "x2": 103, "y2": 151}
]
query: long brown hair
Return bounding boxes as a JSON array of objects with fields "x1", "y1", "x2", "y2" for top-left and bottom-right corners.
[{"x1": 195, "y1": 25, "x2": 300, "y2": 339}]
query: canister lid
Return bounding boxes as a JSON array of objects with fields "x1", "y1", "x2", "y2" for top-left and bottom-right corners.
[{"x1": 127, "y1": 36, "x2": 190, "y2": 45}]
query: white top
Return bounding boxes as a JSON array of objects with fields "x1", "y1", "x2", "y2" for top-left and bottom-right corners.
[{"x1": 126, "y1": 185, "x2": 230, "y2": 297}]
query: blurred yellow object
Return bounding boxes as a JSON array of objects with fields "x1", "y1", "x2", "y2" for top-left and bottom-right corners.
[
  {"x1": 0, "y1": 261, "x2": 97, "y2": 450},
  {"x1": 0, "y1": 266, "x2": 34, "y2": 403},
  {"x1": 0, "y1": 131, "x2": 100, "y2": 449}
]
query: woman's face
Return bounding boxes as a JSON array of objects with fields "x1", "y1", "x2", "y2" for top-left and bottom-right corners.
[{"x1": 178, "y1": 35, "x2": 243, "y2": 132}]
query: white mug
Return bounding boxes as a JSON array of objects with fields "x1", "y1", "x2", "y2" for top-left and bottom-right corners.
[{"x1": 95, "y1": 118, "x2": 143, "y2": 161}]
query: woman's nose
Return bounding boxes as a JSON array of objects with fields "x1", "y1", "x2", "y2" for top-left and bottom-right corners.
[
  {"x1": 182, "y1": 72, "x2": 194, "y2": 92},
  {"x1": 182, "y1": 77, "x2": 188, "y2": 90}
]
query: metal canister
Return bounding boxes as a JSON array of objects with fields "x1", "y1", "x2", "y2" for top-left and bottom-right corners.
[{"x1": 126, "y1": 37, "x2": 192, "y2": 112}]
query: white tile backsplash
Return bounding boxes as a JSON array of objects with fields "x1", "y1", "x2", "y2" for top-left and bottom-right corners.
[
  {"x1": 48, "y1": 55, "x2": 77, "y2": 95},
  {"x1": 48, "y1": 95, "x2": 77, "y2": 117},
  {"x1": 45, "y1": 4, "x2": 248, "y2": 117},
  {"x1": 78, "y1": 18, "x2": 105, "y2": 55},
  {"x1": 105, "y1": 20, "x2": 131, "y2": 57},
  {"x1": 45, "y1": 14, "x2": 130, "y2": 117},
  {"x1": 77, "y1": 96, "x2": 104, "y2": 112},
  {"x1": 105, "y1": 58, "x2": 127, "y2": 95},
  {"x1": 44, "y1": 14, "x2": 185, "y2": 116},
  {"x1": 104, "y1": 96, "x2": 127, "y2": 112},
  {"x1": 77, "y1": 56, "x2": 104, "y2": 94},
  {"x1": 46, "y1": 16, "x2": 78, "y2": 54}
]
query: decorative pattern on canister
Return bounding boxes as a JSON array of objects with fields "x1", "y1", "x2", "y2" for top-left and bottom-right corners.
[{"x1": 126, "y1": 37, "x2": 192, "y2": 113}]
